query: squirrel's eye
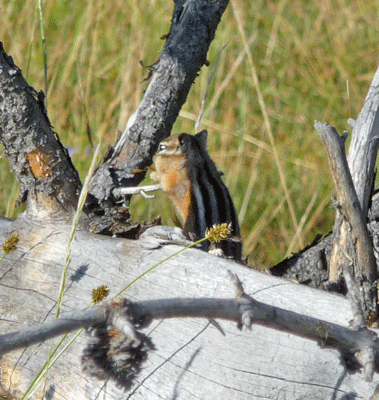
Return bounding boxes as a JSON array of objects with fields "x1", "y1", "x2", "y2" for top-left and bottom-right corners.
[{"x1": 159, "y1": 144, "x2": 166, "y2": 151}]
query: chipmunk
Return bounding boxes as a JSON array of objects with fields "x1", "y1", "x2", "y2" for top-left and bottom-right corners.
[{"x1": 151, "y1": 130, "x2": 242, "y2": 260}]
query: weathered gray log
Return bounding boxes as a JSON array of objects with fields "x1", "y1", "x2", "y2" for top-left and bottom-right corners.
[
  {"x1": 0, "y1": 218, "x2": 379, "y2": 399},
  {"x1": 2, "y1": 271, "x2": 379, "y2": 386}
]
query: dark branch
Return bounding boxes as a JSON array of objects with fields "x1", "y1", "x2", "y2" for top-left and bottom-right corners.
[
  {"x1": 89, "y1": 0, "x2": 229, "y2": 209},
  {"x1": 0, "y1": 43, "x2": 82, "y2": 219}
]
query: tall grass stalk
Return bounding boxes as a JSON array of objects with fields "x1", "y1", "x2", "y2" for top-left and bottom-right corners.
[
  {"x1": 37, "y1": 0, "x2": 48, "y2": 106},
  {"x1": 231, "y1": 0, "x2": 304, "y2": 248},
  {"x1": 21, "y1": 330, "x2": 82, "y2": 400},
  {"x1": 24, "y1": 145, "x2": 101, "y2": 398},
  {"x1": 55, "y1": 144, "x2": 101, "y2": 318}
]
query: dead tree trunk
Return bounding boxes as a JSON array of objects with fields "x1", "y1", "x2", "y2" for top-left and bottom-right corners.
[{"x1": 1, "y1": 1, "x2": 379, "y2": 399}]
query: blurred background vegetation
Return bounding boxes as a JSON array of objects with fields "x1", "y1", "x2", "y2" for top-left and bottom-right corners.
[{"x1": 1, "y1": 0, "x2": 378, "y2": 267}]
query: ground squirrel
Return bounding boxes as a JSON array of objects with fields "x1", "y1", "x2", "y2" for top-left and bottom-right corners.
[{"x1": 151, "y1": 130, "x2": 242, "y2": 260}]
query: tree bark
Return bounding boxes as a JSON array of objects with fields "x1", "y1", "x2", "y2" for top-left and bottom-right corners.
[
  {"x1": 314, "y1": 121, "x2": 377, "y2": 318},
  {"x1": 271, "y1": 68, "x2": 379, "y2": 296},
  {"x1": 0, "y1": 44, "x2": 81, "y2": 221},
  {"x1": 347, "y1": 67, "x2": 379, "y2": 219}
]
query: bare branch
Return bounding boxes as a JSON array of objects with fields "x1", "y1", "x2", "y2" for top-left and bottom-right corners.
[
  {"x1": 370, "y1": 385, "x2": 379, "y2": 400},
  {"x1": 112, "y1": 184, "x2": 162, "y2": 199},
  {"x1": 89, "y1": 0, "x2": 230, "y2": 209},
  {"x1": 0, "y1": 307, "x2": 105, "y2": 356},
  {"x1": 2, "y1": 291, "x2": 379, "y2": 384},
  {"x1": 314, "y1": 121, "x2": 377, "y2": 316}
]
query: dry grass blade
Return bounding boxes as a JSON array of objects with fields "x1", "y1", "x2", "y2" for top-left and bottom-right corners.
[{"x1": 231, "y1": 0, "x2": 303, "y2": 248}]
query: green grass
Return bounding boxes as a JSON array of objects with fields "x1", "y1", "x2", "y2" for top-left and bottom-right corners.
[{"x1": 1, "y1": 0, "x2": 379, "y2": 267}]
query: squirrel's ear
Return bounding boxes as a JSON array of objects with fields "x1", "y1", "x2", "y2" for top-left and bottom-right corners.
[{"x1": 195, "y1": 130, "x2": 208, "y2": 151}]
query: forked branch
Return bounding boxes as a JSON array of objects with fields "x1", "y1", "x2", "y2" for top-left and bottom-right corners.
[
  {"x1": 1, "y1": 273, "x2": 378, "y2": 387},
  {"x1": 315, "y1": 121, "x2": 377, "y2": 318}
]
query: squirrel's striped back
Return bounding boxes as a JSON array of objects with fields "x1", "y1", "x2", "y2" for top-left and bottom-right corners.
[{"x1": 152, "y1": 130, "x2": 242, "y2": 260}]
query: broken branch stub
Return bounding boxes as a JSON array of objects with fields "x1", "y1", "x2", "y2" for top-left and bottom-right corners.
[
  {"x1": 0, "y1": 43, "x2": 82, "y2": 220},
  {"x1": 315, "y1": 121, "x2": 377, "y2": 318}
]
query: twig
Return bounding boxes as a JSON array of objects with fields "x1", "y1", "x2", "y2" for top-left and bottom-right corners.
[
  {"x1": 0, "y1": 308, "x2": 105, "y2": 356},
  {"x1": 112, "y1": 184, "x2": 162, "y2": 199},
  {"x1": 195, "y1": 45, "x2": 227, "y2": 132},
  {"x1": 1, "y1": 286, "x2": 378, "y2": 383}
]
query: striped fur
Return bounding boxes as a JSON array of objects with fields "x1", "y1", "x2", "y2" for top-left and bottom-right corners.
[{"x1": 152, "y1": 131, "x2": 242, "y2": 260}]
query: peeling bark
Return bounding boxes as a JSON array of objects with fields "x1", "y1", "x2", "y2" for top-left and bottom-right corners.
[{"x1": 0, "y1": 44, "x2": 81, "y2": 220}]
